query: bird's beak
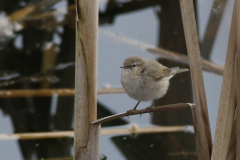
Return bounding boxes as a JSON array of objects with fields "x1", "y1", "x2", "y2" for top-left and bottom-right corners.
[{"x1": 120, "y1": 66, "x2": 131, "y2": 69}]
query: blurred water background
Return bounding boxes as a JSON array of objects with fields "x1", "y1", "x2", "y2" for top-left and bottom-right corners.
[{"x1": 0, "y1": 0, "x2": 233, "y2": 159}]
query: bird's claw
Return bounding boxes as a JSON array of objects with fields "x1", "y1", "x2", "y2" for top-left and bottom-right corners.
[
  {"x1": 126, "y1": 109, "x2": 134, "y2": 118},
  {"x1": 146, "y1": 106, "x2": 154, "y2": 115}
]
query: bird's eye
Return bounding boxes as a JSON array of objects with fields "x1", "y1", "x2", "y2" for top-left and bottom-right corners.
[{"x1": 132, "y1": 64, "x2": 136, "y2": 67}]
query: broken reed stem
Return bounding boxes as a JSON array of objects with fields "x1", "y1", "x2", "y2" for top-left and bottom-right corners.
[
  {"x1": 93, "y1": 103, "x2": 191, "y2": 124},
  {"x1": 0, "y1": 88, "x2": 125, "y2": 97},
  {"x1": 99, "y1": 29, "x2": 224, "y2": 75},
  {"x1": 0, "y1": 125, "x2": 189, "y2": 140},
  {"x1": 236, "y1": 0, "x2": 240, "y2": 157},
  {"x1": 211, "y1": 0, "x2": 237, "y2": 160},
  {"x1": 179, "y1": 1, "x2": 212, "y2": 160},
  {"x1": 74, "y1": 0, "x2": 99, "y2": 159}
]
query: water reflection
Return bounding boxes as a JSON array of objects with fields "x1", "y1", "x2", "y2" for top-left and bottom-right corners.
[{"x1": 111, "y1": 132, "x2": 197, "y2": 160}]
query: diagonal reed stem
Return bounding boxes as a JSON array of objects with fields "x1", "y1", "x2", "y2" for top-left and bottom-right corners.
[
  {"x1": 211, "y1": 0, "x2": 237, "y2": 159},
  {"x1": 179, "y1": 1, "x2": 212, "y2": 159}
]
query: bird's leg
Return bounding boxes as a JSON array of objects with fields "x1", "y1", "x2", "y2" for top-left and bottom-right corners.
[
  {"x1": 146, "y1": 100, "x2": 155, "y2": 115},
  {"x1": 126, "y1": 101, "x2": 140, "y2": 118}
]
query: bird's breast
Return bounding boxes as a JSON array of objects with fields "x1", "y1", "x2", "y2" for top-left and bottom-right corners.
[
  {"x1": 121, "y1": 69, "x2": 170, "y2": 101},
  {"x1": 121, "y1": 70, "x2": 141, "y2": 99}
]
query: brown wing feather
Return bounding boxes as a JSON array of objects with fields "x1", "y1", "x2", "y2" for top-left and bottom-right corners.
[{"x1": 144, "y1": 59, "x2": 171, "y2": 80}]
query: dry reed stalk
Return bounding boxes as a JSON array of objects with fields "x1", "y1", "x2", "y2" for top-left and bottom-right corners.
[
  {"x1": 179, "y1": 1, "x2": 212, "y2": 159},
  {"x1": 211, "y1": 0, "x2": 237, "y2": 159},
  {"x1": 0, "y1": 131, "x2": 73, "y2": 140},
  {"x1": 237, "y1": 58, "x2": 240, "y2": 158},
  {"x1": 74, "y1": 0, "x2": 99, "y2": 159},
  {"x1": 100, "y1": 124, "x2": 188, "y2": 135},
  {"x1": 99, "y1": 29, "x2": 224, "y2": 75},
  {"x1": 200, "y1": 0, "x2": 227, "y2": 59},
  {"x1": 188, "y1": 104, "x2": 213, "y2": 160},
  {"x1": 0, "y1": 125, "x2": 189, "y2": 140},
  {"x1": 0, "y1": 88, "x2": 125, "y2": 98},
  {"x1": 236, "y1": 0, "x2": 240, "y2": 157},
  {"x1": 0, "y1": 89, "x2": 75, "y2": 97}
]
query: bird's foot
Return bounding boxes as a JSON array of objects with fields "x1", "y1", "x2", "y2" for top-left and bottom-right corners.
[
  {"x1": 146, "y1": 106, "x2": 154, "y2": 115},
  {"x1": 126, "y1": 109, "x2": 136, "y2": 118}
]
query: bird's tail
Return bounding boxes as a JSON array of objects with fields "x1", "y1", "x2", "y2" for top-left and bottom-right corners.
[{"x1": 169, "y1": 67, "x2": 189, "y2": 79}]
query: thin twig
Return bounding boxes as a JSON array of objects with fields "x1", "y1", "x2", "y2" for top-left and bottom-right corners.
[
  {"x1": 93, "y1": 103, "x2": 191, "y2": 124},
  {"x1": 92, "y1": 103, "x2": 204, "y2": 160}
]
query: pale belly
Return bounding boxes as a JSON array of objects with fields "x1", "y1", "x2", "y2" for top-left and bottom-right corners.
[{"x1": 121, "y1": 71, "x2": 170, "y2": 101}]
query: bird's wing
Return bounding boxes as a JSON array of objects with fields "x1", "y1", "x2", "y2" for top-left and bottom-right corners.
[
  {"x1": 155, "y1": 66, "x2": 171, "y2": 80},
  {"x1": 144, "y1": 59, "x2": 171, "y2": 80}
]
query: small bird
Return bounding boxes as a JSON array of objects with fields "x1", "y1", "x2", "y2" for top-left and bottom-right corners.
[{"x1": 120, "y1": 56, "x2": 189, "y2": 114}]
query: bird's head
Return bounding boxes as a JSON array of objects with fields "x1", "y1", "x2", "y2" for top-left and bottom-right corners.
[{"x1": 120, "y1": 56, "x2": 144, "y2": 75}]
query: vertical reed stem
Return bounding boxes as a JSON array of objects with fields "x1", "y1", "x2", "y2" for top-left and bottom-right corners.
[
  {"x1": 211, "y1": 0, "x2": 237, "y2": 159},
  {"x1": 179, "y1": 1, "x2": 212, "y2": 159},
  {"x1": 74, "y1": 0, "x2": 99, "y2": 159},
  {"x1": 236, "y1": 0, "x2": 240, "y2": 158}
]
